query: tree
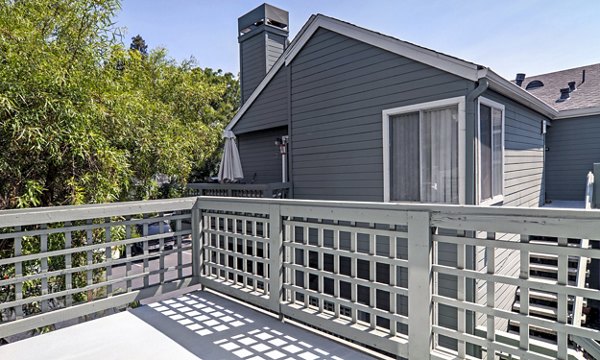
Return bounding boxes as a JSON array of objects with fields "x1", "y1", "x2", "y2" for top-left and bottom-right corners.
[
  {"x1": 129, "y1": 34, "x2": 147, "y2": 56},
  {"x1": 0, "y1": 0, "x2": 239, "y2": 334},
  {"x1": 0, "y1": 0, "x2": 240, "y2": 209}
]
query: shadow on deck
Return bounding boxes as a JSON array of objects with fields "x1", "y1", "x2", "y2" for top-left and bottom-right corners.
[{"x1": 0, "y1": 290, "x2": 373, "y2": 360}]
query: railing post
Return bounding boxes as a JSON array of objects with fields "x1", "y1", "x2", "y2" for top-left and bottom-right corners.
[
  {"x1": 269, "y1": 204, "x2": 284, "y2": 317},
  {"x1": 593, "y1": 163, "x2": 599, "y2": 208},
  {"x1": 191, "y1": 199, "x2": 203, "y2": 285},
  {"x1": 407, "y1": 211, "x2": 433, "y2": 359}
]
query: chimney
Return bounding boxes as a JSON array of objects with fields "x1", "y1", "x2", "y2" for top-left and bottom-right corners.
[
  {"x1": 582, "y1": 69, "x2": 586, "y2": 85},
  {"x1": 558, "y1": 87, "x2": 570, "y2": 101},
  {"x1": 568, "y1": 81, "x2": 576, "y2": 91},
  {"x1": 238, "y1": 4, "x2": 289, "y2": 104},
  {"x1": 515, "y1": 73, "x2": 526, "y2": 87}
]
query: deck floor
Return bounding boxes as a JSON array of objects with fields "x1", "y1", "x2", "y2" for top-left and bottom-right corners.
[
  {"x1": 0, "y1": 290, "x2": 373, "y2": 360},
  {"x1": 542, "y1": 200, "x2": 585, "y2": 209}
]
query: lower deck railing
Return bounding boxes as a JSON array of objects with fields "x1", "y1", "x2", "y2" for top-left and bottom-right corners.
[
  {"x1": 2, "y1": 196, "x2": 600, "y2": 360},
  {"x1": 185, "y1": 182, "x2": 290, "y2": 198}
]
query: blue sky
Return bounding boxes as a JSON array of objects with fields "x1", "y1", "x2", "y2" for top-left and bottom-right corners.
[{"x1": 116, "y1": 1, "x2": 600, "y2": 80}]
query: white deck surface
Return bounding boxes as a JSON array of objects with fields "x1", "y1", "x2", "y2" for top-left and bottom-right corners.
[
  {"x1": 0, "y1": 290, "x2": 373, "y2": 360},
  {"x1": 542, "y1": 200, "x2": 585, "y2": 209}
]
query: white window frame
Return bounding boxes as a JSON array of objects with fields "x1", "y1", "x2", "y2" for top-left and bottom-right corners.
[
  {"x1": 382, "y1": 96, "x2": 466, "y2": 204},
  {"x1": 477, "y1": 96, "x2": 505, "y2": 206}
]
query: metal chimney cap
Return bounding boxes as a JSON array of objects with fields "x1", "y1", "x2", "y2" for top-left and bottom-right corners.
[
  {"x1": 568, "y1": 81, "x2": 576, "y2": 91},
  {"x1": 238, "y1": 3, "x2": 289, "y2": 36}
]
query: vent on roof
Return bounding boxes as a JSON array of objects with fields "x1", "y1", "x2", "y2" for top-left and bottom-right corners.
[
  {"x1": 525, "y1": 80, "x2": 544, "y2": 90},
  {"x1": 557, "y1": 88, "x2": 570, "y2": 102},
  {"x1": 568, "y1": 81, "x2": 576, "y2": 91},
  {"x1": 515, "y1": 73, "x2": 526, "y2": 87}
]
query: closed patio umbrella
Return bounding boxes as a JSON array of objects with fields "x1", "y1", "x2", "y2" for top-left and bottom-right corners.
[{"x1": 218, "y1": 130, "x2": 244, "y2": 182}]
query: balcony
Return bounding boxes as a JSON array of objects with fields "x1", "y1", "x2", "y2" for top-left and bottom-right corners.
[{"x1": 1, "y1": 196, "x2": 600, "y2": 359}]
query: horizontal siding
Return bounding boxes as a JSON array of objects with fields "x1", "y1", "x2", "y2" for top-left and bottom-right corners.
[
  {"x1": 475, "y1": 90, "x2": 549, "y2": 330},
  {"x1": 546, "y1": 114, "x2": 600, "y2": 201},
  {"x1": 475, "y1": 232, "x2": 521, "y2": 331},
  {"x1": 240, "y1": 34, "x2": 267, "y2": 103},
  {"x1": 266, "y1": 32, "x2": 286, "y2": 71},
  {"x1": 237, "y1": 127, "x2": 287, "y2": 184},
  {"x1": 233, "y1": 66, "x2": 289, "y2": 134},
  {"x1": 290, "y1": 28, "x2": 473, "y2": 202},
  {"x1": 480, "y1": 89, "x2": 547, "y2": 208}
]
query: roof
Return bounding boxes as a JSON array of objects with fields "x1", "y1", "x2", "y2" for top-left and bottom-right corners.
[
  {"x1": 518, "y1": 63, "x2": 600, "y2": 114},
  {"x1": 226, "y1": 13, "x2": 564, "y2": 132}
]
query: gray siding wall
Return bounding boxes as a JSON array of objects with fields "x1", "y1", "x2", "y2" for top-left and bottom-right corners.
[
  {"x1": 546, "y1": 114, "x2": 600, "y2": 201},
  {"x1": 240, "y1": 33, "x2": 266, "y2": 104},
  {"x1": 233, "y1": 66, "x2": 288, "y2": 134},
  {"x1": 240, "y1": 30, "x2": 287, "y2": 104},
  {"x1": 289, "y1": 28, "x2": 474, "y2": 202},
  {"x1": 266, "y1": 32, "x2": 286, "y2": 73},
  {"x1": 237, "y1": 126, "x2": 287, "y2": 184},
  {"x1": 474, "y1": 89, "x2": 548, "y2": 331},
  {"x1": 481, "y1": 89, "x2": 547, "y2": 207}
]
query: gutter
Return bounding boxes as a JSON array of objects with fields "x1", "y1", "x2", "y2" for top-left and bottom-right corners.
[
  {"x1": 478, "y1": 68, "x2": 558, "y2": 119},
  {"x1": 555, "y1": 106, "x2": 600, "y2": 119}
]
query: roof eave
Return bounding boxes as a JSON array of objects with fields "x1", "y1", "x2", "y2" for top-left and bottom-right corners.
[
  {"x1": 227, "y1": 14, "x2": 565, "y2": 133},
  {"x1": 555, "y1": 106, "x2": 600, "y2": 119},
  {"x1": 480, "y1": 69, "x2": 558, "y2": 119}
]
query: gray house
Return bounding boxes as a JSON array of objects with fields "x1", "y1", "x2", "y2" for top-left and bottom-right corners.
[
  {"x1": 220, "y1": 3, "x2": 599, "y2": 350},
  {"x1": 229, "y1": 5, "x2": 599, "y2": 209}
]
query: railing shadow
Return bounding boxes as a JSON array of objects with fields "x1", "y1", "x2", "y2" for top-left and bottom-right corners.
[{"x1": 131, "y1": 290, "x2": 372, "y2": 359}]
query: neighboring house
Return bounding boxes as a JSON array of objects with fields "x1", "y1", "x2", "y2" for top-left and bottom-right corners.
[
  {"x1": 224, "y1": 3, "x2": 599, "y2": 350},
  {"x1": 516, "y1": 64, "x2": 600, "y2": 202}
]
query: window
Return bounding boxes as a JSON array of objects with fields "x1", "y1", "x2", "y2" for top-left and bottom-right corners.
[
  {"x1": 383, "y1": 97, "x2": 465, "y2": 204},
  {"x1": 478, "y1": 97, "x2": 504, "y2": 205}
]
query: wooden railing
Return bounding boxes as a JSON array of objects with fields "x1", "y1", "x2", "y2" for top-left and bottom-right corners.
[
  {"x1": 2, "y1": 196, "x2": 600, "y2": 359},
  {"x1": 571, "y1": 171, "x2": 596, "y2": 358},
  {"x1": 195, "y1": 197, "x2": 600, "y2": 360},
  {"x1": 0, "y1": 198, "x2": 197, "y2": 339},
  {"x1": 185, "y1": 182, "x2": 290, "y2": 198}
]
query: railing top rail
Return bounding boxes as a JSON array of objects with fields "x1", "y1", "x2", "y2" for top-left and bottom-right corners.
[
  {"x1": 196, "y1": 196, "x2": 600, "y2": 219},
  {"x1": 0, "y1": 197, "x2": 197, "y2": 227}
]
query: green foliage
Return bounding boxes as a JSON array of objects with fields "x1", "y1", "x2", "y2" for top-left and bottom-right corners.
[
  {"x1": 0, "y1": 0, "x2": 240, "y2": 209},
  {"x1": 130, "y1": 34, "x2": 147, "y2": 56}
]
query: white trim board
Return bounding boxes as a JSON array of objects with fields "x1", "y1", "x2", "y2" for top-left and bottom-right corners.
[
  {"x1": 382, "y1": 96, "x2": 466, "y2": 204},
  {"x1": 476, "y1": 96, "x2": 506, "y2": 206},
  {"x1": 226, "y1": 14, "x2": 561, "y2": 133}
]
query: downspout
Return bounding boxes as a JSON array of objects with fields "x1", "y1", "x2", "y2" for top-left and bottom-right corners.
[
  {"x1": 465, "y1": 77, "x2": 489, "y2": 205},
  {"x1": 464, "y1": 77, "x2": 489, "y2": 357}
]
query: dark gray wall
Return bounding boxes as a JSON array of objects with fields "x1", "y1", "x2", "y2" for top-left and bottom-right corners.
[
  {"x1": 237, "y1": 126, "x2": 287, "y2": 184},
  {"x1": 233, "y1": 66, "x2": 288, "y2": 134},
  {"x1": 240, "y1": 33, "x2": 266, "y2": 104},
  {"x1": 289, "y1": 28, "x2": 473, "y2": 201},
  {"x1": 239, "y1": 30, "x2": 288, "y2": 104},
  {"x1": 480, "y1": 89, "x2": 547, "y2": 207},
  {"x1": 546, "y1": 114, "x2": 600, "y2": 201},
  {"x1": 266, "y1": 32, "x2": 286, "y2": 74}
]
